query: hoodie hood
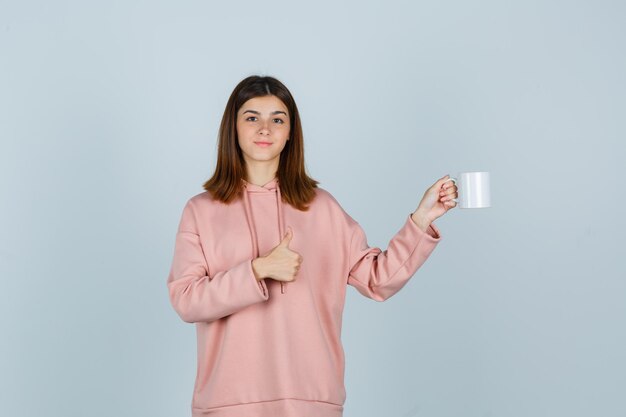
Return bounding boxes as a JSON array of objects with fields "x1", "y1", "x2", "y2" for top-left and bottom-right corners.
[{"x1": 241, "y1": 176, "x2": 288, "y2": 294}]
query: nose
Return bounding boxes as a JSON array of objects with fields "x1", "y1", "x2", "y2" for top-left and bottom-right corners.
[{"x1": 258, "y1": 119, "x2": 271, "y2": 135}]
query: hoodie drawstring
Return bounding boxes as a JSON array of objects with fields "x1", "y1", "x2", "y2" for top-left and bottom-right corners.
[
  {"x1": 276, "y1": 184, "x2": 286, "y2": 293},
  {"x1": 242, "y1": 179, "x2": 287, "y2": 294}
]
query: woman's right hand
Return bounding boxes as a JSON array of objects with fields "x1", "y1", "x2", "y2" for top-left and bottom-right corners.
[{"x1": 252, "y1": 227, "x2": 302, "y2": 283}]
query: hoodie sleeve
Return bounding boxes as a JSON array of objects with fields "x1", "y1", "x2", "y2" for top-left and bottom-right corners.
[
  {"x1": 347, "y1": 212, "x2": 441, "y2": 301},
  {"x1": 167, "y1": 200, "x2": 269, "y2": 324}
]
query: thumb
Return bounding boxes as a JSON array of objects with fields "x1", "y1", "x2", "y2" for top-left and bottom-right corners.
[
  {"x1": 280, "y1": 226, "x2": 293, "y2": 246},
  {"x1": 435, "y1": 174, "x2": 452, "y2": 189}
]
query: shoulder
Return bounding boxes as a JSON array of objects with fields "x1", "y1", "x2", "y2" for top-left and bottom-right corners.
[
  {"x1": 179, "y1": 191, "x2": 214, "y2": 213},
  {"x1": 312, "y1": 186, "x2": 358, "y2": 227},
  {"x1": 312, "y1": 186, "x2": 340, "y2": 209},
  {"x1": 187, "y1": 190, "x2": 215, "y2": 206},
  {"x1": 176, "y1": 189, "x2": 246, "y2": 233},
  {"x1": 176, "y1": 191, "x2": 221, "y2": 227}
]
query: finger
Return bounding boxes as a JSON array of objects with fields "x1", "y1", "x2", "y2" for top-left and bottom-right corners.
[
  {"x1": 440, "y1": 186, "x2": 458, "y2": 196},
  {"x1": 438, "y1": 176, "x2": 457, "y2": 191},
  {"x1": 437, "y1": 175, "x2": 452, "y2": 188},
  {"x1": 440, "y1": 192, "x2": 458, "y2": 202},
  {"x1": 281, "y1": 227, "x2": 293, "y2": 245},
  {"x1": 432, "y1": 175, "x2": 450, "y2": 188}
]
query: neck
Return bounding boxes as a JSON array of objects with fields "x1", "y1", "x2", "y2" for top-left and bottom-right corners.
[{"x1": 244, "y1": 162, "x2": 279, "y2": 187}]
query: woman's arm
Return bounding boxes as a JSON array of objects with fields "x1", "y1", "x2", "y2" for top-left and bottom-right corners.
[
  {"x1": 166, "y1": 202, "x2": 269, "y2": 324},
  {"x1": 346, "y1": 213, "x2": 441, "y2": 302},
  {"x1": 410, "y1": 209, "x2": 433, "y2": 233},
  {"x1": 346, "y1": 174, "x2": 456, "y2": 301}
]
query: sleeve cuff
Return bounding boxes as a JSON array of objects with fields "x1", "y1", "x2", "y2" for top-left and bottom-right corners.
[
  {"x1": 406, "y1": 212, "x2": 442, "y2": 241},
  {"x1": 248, "y1": 259, "x2": 269, "y2": 300}
]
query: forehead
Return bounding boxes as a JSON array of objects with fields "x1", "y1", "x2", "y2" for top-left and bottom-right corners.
[{"x1": 239, "y1": 95, "x2": 288, "y2": 114}]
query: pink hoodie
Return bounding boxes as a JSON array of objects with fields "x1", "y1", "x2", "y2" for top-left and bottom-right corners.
[{"x1": 167, "y1": 177, "x2": 442, "y2": 416}]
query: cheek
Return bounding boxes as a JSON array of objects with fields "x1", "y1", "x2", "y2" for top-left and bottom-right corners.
[
  {"x1": 237, "y1": 124, "x2": 255, "y2": 140},
  {"x1": 279, "y1": 126, "x2": 290, "y2": 139}
]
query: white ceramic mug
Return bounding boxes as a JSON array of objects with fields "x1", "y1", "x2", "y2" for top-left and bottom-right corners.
[{"x1": 444, "y1": 171, "x2": 491, "y2": 209}]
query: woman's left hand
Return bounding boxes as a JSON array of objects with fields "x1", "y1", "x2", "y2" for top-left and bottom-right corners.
[{"x1": 414, "y1": 175, "x2": 459, "y2": 223}]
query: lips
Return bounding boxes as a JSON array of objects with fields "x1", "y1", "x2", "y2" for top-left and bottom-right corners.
[{"x1": 255, "y1": 142, "x2": 272, "y2": 147}]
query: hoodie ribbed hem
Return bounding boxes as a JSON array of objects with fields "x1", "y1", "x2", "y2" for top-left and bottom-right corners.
[{"x1": 192, "y1": 398, "x2": 344, "y2": 417}]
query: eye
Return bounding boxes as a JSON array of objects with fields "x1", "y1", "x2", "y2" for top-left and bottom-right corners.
[
  {"x1": 246, "y1": 116, "x2": 257, "y2": 121},
  {"x1": 273, "y1": 118, "x2": 285, "y2": 124}
]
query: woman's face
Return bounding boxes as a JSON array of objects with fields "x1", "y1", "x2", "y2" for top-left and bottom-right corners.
[{"x1": 236, "y1": 95, "x2": 291, "y2": 168}]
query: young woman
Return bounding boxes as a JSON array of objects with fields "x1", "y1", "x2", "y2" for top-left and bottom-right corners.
[{"x1": 167, "y1": 75, "x2": 458, "y2": 417}]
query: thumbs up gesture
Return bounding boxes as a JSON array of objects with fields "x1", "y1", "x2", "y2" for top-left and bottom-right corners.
[{"x1": 251, "y1": 227, "x2": 303, "y2": 283}]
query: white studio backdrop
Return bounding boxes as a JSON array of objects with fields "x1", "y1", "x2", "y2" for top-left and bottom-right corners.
[{"x1": 0, "y1": 1, "x2": 624, "y2": 416}]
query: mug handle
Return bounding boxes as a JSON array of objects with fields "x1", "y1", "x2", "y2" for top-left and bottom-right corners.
[{"x1": 443, "y1": 177, "x2": 458, "y2": 203}]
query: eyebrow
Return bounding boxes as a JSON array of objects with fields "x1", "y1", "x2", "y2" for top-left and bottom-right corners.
[{"x1": 242, "y1": 110, "x2": 288, "y2": 116}]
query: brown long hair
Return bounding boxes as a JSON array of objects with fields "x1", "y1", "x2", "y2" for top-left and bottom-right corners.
[{"x1": 202, "y1": 75, "x2": 319, "y2": 211}]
